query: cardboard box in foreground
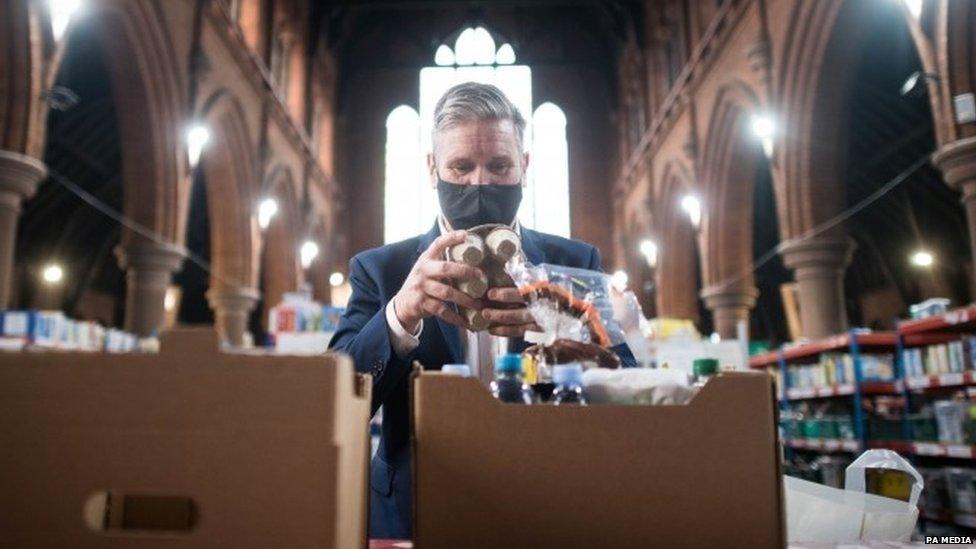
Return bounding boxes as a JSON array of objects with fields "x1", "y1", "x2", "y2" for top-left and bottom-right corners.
[
  {"x1": 412, "y1": 370, "x2": 784, "y2": 548},
  {"x1": 0, "y1": 329, "x2": 371, "y2": 549}
]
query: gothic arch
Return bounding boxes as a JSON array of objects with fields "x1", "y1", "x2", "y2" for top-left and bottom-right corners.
[
  {"x1": 698, "y1": 80, "x2": 762, "y2": 292},
  {"x1": 654, "y1": 160, "x2": 700, "y2": 320},
  {"x1": 198, "y1": 90, "x2": 259, "y2": 292},
  {"x1": 74, "y1": 0, "x2": 187, "y2": 246},
  {"x1": 261, "y1": 165, "x2": 302, "y2": 314},
  {"x1": 775, "y1": 0, "x2": 884, "y2": 240}
]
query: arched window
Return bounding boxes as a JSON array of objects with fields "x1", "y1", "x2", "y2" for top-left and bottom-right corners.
[
  {"x1": 384, "y1": 106, "x2": 427, "y2": 243},
  {"x1": 526, "y1": 103, "x2": 570, "y2": 236},
  {"x1": 383, "y1": 27, "x2": 570, "y2": 243}
]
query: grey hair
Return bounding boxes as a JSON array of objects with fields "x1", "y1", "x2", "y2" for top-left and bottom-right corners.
[{"x1": 432, "y1": 82, "x2": 526, "y2": 152}]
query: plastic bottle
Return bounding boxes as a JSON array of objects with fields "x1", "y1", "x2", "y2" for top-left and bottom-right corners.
[
  {"x1": 552, "y1": 363, "x2": 587, "y2": 405},
  {"x1": 441, "y1": 364, "x2": 471, "y2": 377},
  {"x1": 691, "y1": 358, "x2": 719, "y2": 390},
  {"x1": 490, "y1": 354, "x2": 535, "y2": 404}
]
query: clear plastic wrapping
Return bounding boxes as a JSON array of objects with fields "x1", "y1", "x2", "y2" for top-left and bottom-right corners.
[{"x1": 505, "y1": 259, "x2": 626, "y2": 347}]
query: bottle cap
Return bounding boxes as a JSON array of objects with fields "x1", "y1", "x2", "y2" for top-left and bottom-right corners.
[
  {"x1": 692, "y1": 358, "x2": 719, "y2": 377},
  {"x1": 553, "y1": 363, "x2": 583, "y2": 386},
  {"x1": 495, "y1": 354, "x2": 523, "y2": 374},
  {"x1": 441, "y1": 364, "x2": 471, "y2": 377}
]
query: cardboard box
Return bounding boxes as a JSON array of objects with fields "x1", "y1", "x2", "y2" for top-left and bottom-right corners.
[
  {"x1": 0, "y1": 329, "x2": 371, "y2": 548},
  {"x1": 412, "y1": 370, "x2": 784, "y2": 548}
]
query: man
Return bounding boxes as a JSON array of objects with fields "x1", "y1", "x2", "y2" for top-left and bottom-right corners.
[{"x1": 330, "y1": 82, "x2": 631, "y2": 539}]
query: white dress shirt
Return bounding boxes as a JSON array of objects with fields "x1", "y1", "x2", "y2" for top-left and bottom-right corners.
[{"x1": 384, "y1": 217, "x2": 518, "y2": 384}]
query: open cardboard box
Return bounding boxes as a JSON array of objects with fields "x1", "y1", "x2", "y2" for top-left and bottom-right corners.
[
  {"x1": 0, "y1": 328, "x2": 371, "y2": 548},
  {"x1": 412, "y1": 370, "x2": 785, "y2": 548}
]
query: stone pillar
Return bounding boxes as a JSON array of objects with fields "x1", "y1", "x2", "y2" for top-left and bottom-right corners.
[
  {"x1": 700, "y1": 285, "x2": 758, "y2": 339},
  {"x1": 207, "y1": 286, "x2": 260, "y2": 347},
  {"x1": 115, "y1": 241, "x2": 184, "y2": 337},
  {"x1": 779, "y1": 237, "x2": 855, "y2": 340},
  {"x1": 0, "y1": 150, "x2": 46, "y2": 308},
  {"x1": 933, "y1": 137, "x2": 976, "y2": 291}
]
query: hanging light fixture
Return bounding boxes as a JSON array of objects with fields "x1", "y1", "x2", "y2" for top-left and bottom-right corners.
[
  {"x1": 680, "y1": 195, "x2": 702, "y2": 228},
  {"x1": 909, "y1": 250, "x2": 934, "y2": 268},
  {"x1": 42, "y1": 263, "x2": 64, "y2": 285},
  {"x1": 186, "y1": 123, "x2": 211, "y2": 169},
  {"x1": 300, "y1": 240, "x2": 320, "y2": 269},
  {"x1": 257, "y1": 198, "x2": 279, "y2": 230},
  {"x1": 750, "y1": 113, "x2": 776, "y2": 158},
  {"x1": 49, "y1": 0, "x2": 84, "y2": 42},
  {"x1": 639, "y1": 239, "x2": 659, "y2": 268}
]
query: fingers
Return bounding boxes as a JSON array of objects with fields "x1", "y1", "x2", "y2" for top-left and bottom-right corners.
[
  {"x1": 419, "y1": 260, "x2": 483, "y2": 282},
  {"x1": 486, "y1": 287, "x2": 525, "y2": 304},
  {"x1": 481, "y1": 307, "x2": 534, "y2": 326},
  {"x1": 423, "y1": 230, "x2": 469, "y2": 260},
  {"x1": 420, "y1": 298, "x2": 468, "y2": 328},
  {"x1": 421, "y1": 279, "x2": 483, "y2": 311},
  {"x1": 488, "y1": 323, "x2": 539, "y2": 338}
]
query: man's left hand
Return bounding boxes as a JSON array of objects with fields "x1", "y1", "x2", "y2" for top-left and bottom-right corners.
[{"x1": 481, "y1": 287, "x2": 541, "y2": 338}]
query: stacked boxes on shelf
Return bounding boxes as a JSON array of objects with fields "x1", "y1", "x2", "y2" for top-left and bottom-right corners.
[
  {"x1": 0, "y1": 310, "x2": 142, "y2": 352},
  {"x1": 901, "y1": 337, "x2": 974, "y2": 377},
  {"x1": 268, "y1": 292, "x2": 345, "y2": 354},
  {"x1": 785, "y1": 352, "x2": 895, "y2": 391}
]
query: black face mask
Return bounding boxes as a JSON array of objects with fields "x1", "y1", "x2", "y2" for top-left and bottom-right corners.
[{"x1": 437, "y1": 178, "x2": 523, "y2": 230}]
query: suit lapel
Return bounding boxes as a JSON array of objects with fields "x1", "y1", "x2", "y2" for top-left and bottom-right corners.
[
  {"x1": 519, "y1": 227, "x2": 546, "y2": 266},
  {"x1": 416, "y1": 222, "x2": 463, "y2": 364}
]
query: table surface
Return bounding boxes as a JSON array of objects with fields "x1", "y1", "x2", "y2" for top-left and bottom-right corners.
[{"x1": 369, "y1": 541, "x2": 963, "y2": 548}]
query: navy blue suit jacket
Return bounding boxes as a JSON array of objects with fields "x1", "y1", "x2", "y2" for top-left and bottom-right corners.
[{"x1": 329, "y1": 223, "x2": 633, "y2": 539}]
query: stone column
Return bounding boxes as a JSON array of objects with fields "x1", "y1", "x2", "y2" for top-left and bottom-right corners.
[
  {"x1": 700, "y1": 285, "x2": 758, "y2": 339},
  {"x1": 933, "y1": 137, "x2": 976, "y2": 291},
  {"x1": 779, "y1": 237, "x2": 855, "y2": 340},
  {"x1": 115, "y1": 241, "x2": 184, "y2": 337},
  {"x1": 207, "y1": 286, "x2": 260, "y2": 347},
  {"x1": 0, "y1": 150, "x2": 46, "y2": 308}
]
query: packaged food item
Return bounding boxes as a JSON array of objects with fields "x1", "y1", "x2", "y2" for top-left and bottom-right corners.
[
  {"x1": 445, "y1": 224, "x2": 521, "y2": 332},
  {"x1": 441, "y1": 364, "x2": 472, "y2": 377},
  {"x1": 505, "y1": 261, "x2": 626, "y2": 348}
]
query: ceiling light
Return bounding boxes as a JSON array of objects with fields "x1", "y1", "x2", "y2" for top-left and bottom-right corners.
[
  {"x1": 300, "y1": 240, "x2": 319, "y2": 269},
  {"x1": 42, "y1": 263, "x2": 64, "y2": 285},
  {"x1": 639, "y1": 239, "x2": 658, "y2": 268},
  {"x1": 257, "y1": 198, "x2": 278, "y2": 230},
  {"x1": 680, "y1": 195, "x2": 702, "y2": 228},
  {"x1": 186, "y1": 124, "x2": 211, "y2": 168},
  {"x1": 329, "y1": 272, "x2": 345, "y2": 287},
  {"x1": 49, "y1": 0, "x2": 83, "y2": 42},
  {"x1": 910, "y1": 250, "x2": 934, "y2": 268}
]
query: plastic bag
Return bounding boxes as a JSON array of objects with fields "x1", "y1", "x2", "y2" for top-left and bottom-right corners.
[
  {"x1": 582, "y1": 368, "x2": 692, "y2": 405},
  {"x1": 784, "y1": 449, "x2": 922, "y2": 543},
  {"x1": 505, "y1": 260, "x2": 626, "y2": 347}
]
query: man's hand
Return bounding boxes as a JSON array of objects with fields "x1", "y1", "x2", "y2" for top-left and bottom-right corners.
[
  {"x1": 392, "y1": 230, "x2": 485, "y2": 334},
  {"x1": 481, "y1": 287, "x2": 541, "y2": 338}
]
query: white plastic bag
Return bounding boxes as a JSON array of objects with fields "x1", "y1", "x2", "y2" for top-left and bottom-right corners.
[
  {"x1": 581, "y1": 368, "x2": 692, "y2": 405},
  {"x1": 784, "y1": 449, "x2": 922, "y2": 543}
]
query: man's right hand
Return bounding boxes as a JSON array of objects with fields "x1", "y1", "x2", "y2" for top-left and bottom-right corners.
[{"x1": 392, "y1": 230, "x2": 484, "y2": 334}]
